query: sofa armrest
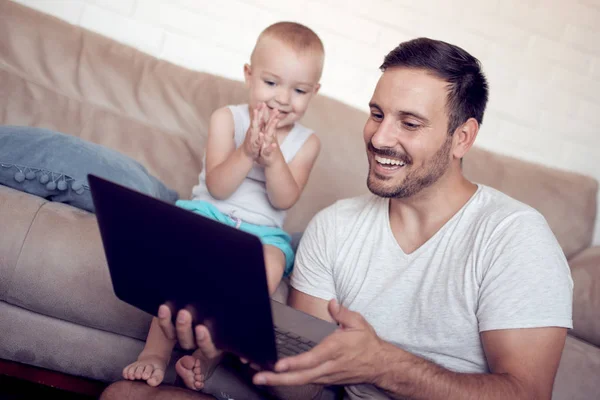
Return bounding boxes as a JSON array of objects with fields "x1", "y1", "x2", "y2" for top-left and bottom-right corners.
[{"x1": 569, "y1": 246, "x2": 600, "y2": 347}]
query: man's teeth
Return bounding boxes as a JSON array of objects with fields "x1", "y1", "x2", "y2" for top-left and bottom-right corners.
[{"x1": 375, "y1": 155, "x2": 406, "y2": 166}]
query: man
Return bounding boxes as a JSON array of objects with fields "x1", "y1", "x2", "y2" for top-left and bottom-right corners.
[{"x1": 102, "y1": 38, "x2": 573, "y2": 400}]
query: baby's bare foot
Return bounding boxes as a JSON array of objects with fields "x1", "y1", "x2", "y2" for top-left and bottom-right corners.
[
  {"x1": 175, "y1": 348, "x2": 223, "y2": 391},
  {"x1": 122, "y1": 355, "x2": 167, "y2": 387},
  {"x1": 175, "y1": 355, "x2": 203, "y2": 390}
]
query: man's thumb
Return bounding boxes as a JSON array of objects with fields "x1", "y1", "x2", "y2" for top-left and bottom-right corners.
[{"x1": 328, "y1": 299, "x2": 362, "y2": 329}]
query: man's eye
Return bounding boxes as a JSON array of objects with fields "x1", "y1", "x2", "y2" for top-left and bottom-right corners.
[
  {"x1": 371, "y1": 113, "x2": 383, "y2": 121},
  {"x1": 403, "y1": 122, "x2": 420, "y2": 130}
]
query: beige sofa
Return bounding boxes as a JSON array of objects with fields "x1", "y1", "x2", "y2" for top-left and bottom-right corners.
[{"x1": 1, "y1": 1, "x2": 599, "y2": 399}]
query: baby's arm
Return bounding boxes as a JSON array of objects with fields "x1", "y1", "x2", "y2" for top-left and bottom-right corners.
[
  {"x1": 264, "y1": 133, "x2": 321, "y2": 210},
  {"x1": 204, "y1": 107, "x2": 255, "y2": 200}
]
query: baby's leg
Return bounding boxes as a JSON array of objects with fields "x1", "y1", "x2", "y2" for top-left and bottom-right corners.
[
  {"x1": 123, "y1": 316, "x2": 176, "y2": 387},
  {"x1": 263, "y1": 244, "x2": 286, "y2": 295}
]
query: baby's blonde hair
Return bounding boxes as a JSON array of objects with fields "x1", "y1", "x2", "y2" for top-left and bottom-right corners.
[
  {"x1": 258, "y1": 22, "x2": 324, "y2": 55},
  {"x1": 251, "y1": 22, "x2": 325, "y2": 75}
]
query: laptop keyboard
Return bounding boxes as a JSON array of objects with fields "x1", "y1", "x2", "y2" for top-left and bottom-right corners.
[{"x1": 274, "y1": 325, "x2": 317, "y2": 358}]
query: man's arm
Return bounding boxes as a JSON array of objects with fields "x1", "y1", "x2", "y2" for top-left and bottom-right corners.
[
  {"x1": 288, "y1": 287, "x2": 334, "y2": 322},
  {"x1": 375, "y1": 327, "x2": 566, "y2": 400},
  {"x1": 254, "y1": 298, "x2": 567, "y2": 400}
]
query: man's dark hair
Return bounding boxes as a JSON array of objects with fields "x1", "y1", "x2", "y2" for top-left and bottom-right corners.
[{"x1": 380, "y1": 38, "x2": 489, "y2": 135}]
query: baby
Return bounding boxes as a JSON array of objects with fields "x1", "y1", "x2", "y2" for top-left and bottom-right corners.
[{"x1": 122, "y1": 21, "x2": 325, "y2": 392}]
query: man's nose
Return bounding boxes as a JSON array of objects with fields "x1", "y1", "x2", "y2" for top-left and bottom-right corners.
[{"x1": 370, "y1": 120, "x2": 398, "y2": 148}]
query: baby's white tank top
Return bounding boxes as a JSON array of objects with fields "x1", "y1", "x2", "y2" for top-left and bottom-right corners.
[{"x1": 191, "y1": 104, "x2": 314, "y2": 228}]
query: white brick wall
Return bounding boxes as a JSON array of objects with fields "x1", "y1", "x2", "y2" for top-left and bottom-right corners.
[
  {"x1": 11, "y1": 0, "x2": 600, "y2": 245},
  {"x1": 14, "y1": 0, "x2": 85, "y2": 24},
  {"x1": 80, "y1": 4, "x2": 164, "y2": 56}
]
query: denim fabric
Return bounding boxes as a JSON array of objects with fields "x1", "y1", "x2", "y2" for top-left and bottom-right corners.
[{"x1": 0, "y1": 125, "x2": 178, "y2": 212}]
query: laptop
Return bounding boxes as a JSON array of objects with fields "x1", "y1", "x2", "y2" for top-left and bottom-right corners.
[{"x1": 88, "y1": 174, "x2": 337, "y2": 371}]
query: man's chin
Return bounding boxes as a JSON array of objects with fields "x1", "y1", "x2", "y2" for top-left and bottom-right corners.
[{"x1": 367, "y1": 177, "x2": 400, "y2": 198}]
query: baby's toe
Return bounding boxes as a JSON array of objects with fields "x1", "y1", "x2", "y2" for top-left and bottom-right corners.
[
  {"x1": 147, "y1": 369, "x2": 164, "y2": 387},
  {"x1": 125, "y1": 364, "x2": 137, "y2": 380},
  {"x1": 134, "y1": 364, "x2": 146, "y2": 380},
  {"x1": 141, "y1": 364, "x2": 153, "y2": 380},
  {"x1": 180, "y1": 355, "x2": 197, "y2": 370}
]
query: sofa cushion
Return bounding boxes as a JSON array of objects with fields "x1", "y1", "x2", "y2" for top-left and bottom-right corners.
[
  {"x1": 2, "y1": 197, "x2": 154, "y2": 341},
  {"x1": 0, "y1": 126, "x2": 178, "y2": 212},
  {"x1": 0, "y1": 185, "x2": 46, "y2": 301},
  {"x1": 553, "y1": 335, "x2": 600, "y2": 400}
]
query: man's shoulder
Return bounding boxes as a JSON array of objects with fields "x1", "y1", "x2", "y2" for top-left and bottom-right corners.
[
  {"x1": 470, "y1": 184, "x2": 552, "y2": 237},
  {"x1": 473, "y1": 184, "x2": 543, "y2": 220},
  {"x1": 315, "y1": 193, "x2": 383, "y2": 221}
]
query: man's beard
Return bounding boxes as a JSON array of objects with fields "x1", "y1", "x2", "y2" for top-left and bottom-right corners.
[{"x1": 366, "y1": 135, "x2": 453, "y2": 199}]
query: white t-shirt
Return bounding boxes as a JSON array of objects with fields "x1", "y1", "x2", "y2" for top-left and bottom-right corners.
[{"x1": 291, "y1": 185, "x2": 573, "y2": 399}]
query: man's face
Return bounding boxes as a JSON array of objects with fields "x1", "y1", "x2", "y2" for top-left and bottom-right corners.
[{"x1": 363, "y1": 67, "x2": 454, "y2": 199}]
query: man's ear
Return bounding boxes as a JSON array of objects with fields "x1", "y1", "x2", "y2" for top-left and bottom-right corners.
[
  {"x1": 452, "y1": 117, "x2": 479, "y2": 159},
  {"x1": 243, "y1": 64, "x2": 252, "y2": 86}
]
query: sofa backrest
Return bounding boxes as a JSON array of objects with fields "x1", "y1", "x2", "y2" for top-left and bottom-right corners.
[
  {"x1": 0, "y1": 0, "x2": 596, "y2": 258},
  {"x1": 464, "y1": 148, "x2": 597, "y2": 258}
]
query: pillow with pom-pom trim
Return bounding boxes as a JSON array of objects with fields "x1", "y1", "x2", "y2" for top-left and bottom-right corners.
[{"x1": 0, "y1": 126, "x2": 178, "y2": 212}]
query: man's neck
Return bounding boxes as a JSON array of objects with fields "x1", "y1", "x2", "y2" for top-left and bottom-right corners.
[{"x1": 388, "y1": 172, "x2": 477, "y2": 254}]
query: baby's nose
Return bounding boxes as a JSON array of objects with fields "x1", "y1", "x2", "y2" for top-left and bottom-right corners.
[{"x1": 275, "y1": 88, "x2": 290, "y2": 105}]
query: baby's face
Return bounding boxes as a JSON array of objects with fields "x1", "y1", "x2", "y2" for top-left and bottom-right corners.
[{"x1": 245, "y1": 37, "x2": 322, "y2": 129}]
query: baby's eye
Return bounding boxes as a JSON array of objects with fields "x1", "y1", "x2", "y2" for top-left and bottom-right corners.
[
  {"x1": 295, "y1": 88, "x2": 307, "y2": 94},
  {"x1": 264, "y1": 80, "x2": 276, "y2": 86}
]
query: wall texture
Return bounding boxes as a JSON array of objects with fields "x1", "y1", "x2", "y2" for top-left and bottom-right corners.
[{"x1": 11, "y1": 0, "x2": 600, "y2": 244}]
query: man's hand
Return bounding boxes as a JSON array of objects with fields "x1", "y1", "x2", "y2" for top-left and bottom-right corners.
[
  {"x1": 253, "y1": 300, "x2": 386, "y2": 386},
  {"x1": 156, "y1": 305, "x2": 221, "y2": 359}
]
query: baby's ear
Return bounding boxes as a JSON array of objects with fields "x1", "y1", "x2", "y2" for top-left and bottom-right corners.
[
  {"x1": 313, "y1": 83, "x2": 321, "y2": 94},
  {"x1": 243, "y1": 64, "x2": 252, "y2": 85}
]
